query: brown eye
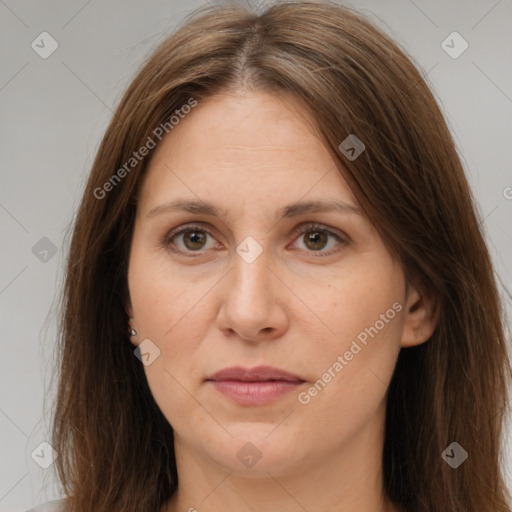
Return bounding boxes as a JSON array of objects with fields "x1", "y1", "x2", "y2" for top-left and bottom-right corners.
[
  {"x1": 291, "y1": 222, "x2": 349, "y2": 257},
  {"x1": 164, "y1": 224, "x2": 218, "y2": 255},
  {"x1": 303, "y1": 230, "x2": 328, "y2": 251},
  {"x1": 182, "y1": 230, "x2": 208, "y2": 250}
]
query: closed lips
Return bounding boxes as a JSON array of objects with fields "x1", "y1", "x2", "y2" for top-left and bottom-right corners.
[{"x1": 206, "y1": 365, "x2": 305, "y2": 382}]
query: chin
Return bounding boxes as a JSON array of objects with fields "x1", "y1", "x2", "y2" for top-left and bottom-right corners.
[{"x1": 206, "y1": 429, "x2": 305, "y2": 476}]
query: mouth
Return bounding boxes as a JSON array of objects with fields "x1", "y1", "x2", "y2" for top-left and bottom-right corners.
[{"x1": 205, "y1": 365, "x2": 306, "y2": 405}]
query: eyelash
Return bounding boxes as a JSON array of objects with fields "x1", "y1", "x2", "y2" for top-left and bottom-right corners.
[{"x1": 162, "y1": 222, "x2": 350, "y2": 258}]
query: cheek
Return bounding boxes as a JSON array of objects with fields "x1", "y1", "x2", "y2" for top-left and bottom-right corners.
[
  {"x1": 309, "y1": 257, "x2": 404, "y2": 347},
  {"x1": 132, "y1": 273, "x2": 213, "y2": 427},
  {"x1": 128, "y1": 246, "x2": 208, "y2": 339},
  {"x1": 297, "y1": 259, "x2": 403, "y2": 410},
  {"x1": 128, "y1": 248, "x2": 215, "y2": 356},
  {"x1": 296, "y1": 315, "x2": 402, "y2": 447}
]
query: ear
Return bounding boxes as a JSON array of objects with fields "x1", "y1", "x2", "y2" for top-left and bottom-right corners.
[{"x1": 401, "y1": 283, "x2": 439, "y2": 348}]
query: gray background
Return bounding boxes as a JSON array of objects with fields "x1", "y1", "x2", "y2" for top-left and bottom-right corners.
[{"x1": 1, "y1": 0, "x2": 511, "y2": 510}]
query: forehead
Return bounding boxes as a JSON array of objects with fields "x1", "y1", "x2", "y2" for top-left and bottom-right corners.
[{"x1": 137, "y1": 91, "x2": 359, "y2": 216}]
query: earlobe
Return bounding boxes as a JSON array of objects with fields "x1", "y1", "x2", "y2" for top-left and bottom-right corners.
[
  {"x1": 400, "y1": 284, "x2": 439, "y2": 348},
  {"x1": 127, "y1": 318, "x2": 140, "y2": 347},
  {"x1": 125, "y1": 300, "x2": 139, "y2": 346}
]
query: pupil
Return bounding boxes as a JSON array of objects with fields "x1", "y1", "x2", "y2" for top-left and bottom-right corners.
[{"x1": 306, "y1": 231, "x2": 327, "y2": 250}]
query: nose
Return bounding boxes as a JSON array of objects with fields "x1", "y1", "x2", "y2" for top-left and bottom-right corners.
[{"x1": 216, "y1": 249, "x2": 289, "y2": 343}]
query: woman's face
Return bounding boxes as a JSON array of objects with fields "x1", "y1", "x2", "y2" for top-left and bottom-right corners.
[{"x1": 126, "y1": 90, "x2": 425, "y2": 477}]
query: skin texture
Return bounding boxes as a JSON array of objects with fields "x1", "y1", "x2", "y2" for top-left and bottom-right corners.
[{"x1": 126, "y1": 90, "x2": 437, "y2": 512}]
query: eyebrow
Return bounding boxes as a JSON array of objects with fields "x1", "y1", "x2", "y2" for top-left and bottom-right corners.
[{"x1": 146, "y1": 198, "x2": 363, "y2": 220}]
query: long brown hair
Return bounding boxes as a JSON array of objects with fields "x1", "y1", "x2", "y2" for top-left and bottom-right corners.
[{"x1": 51, "y1": 1, "x2": 512, "y2": 511}]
